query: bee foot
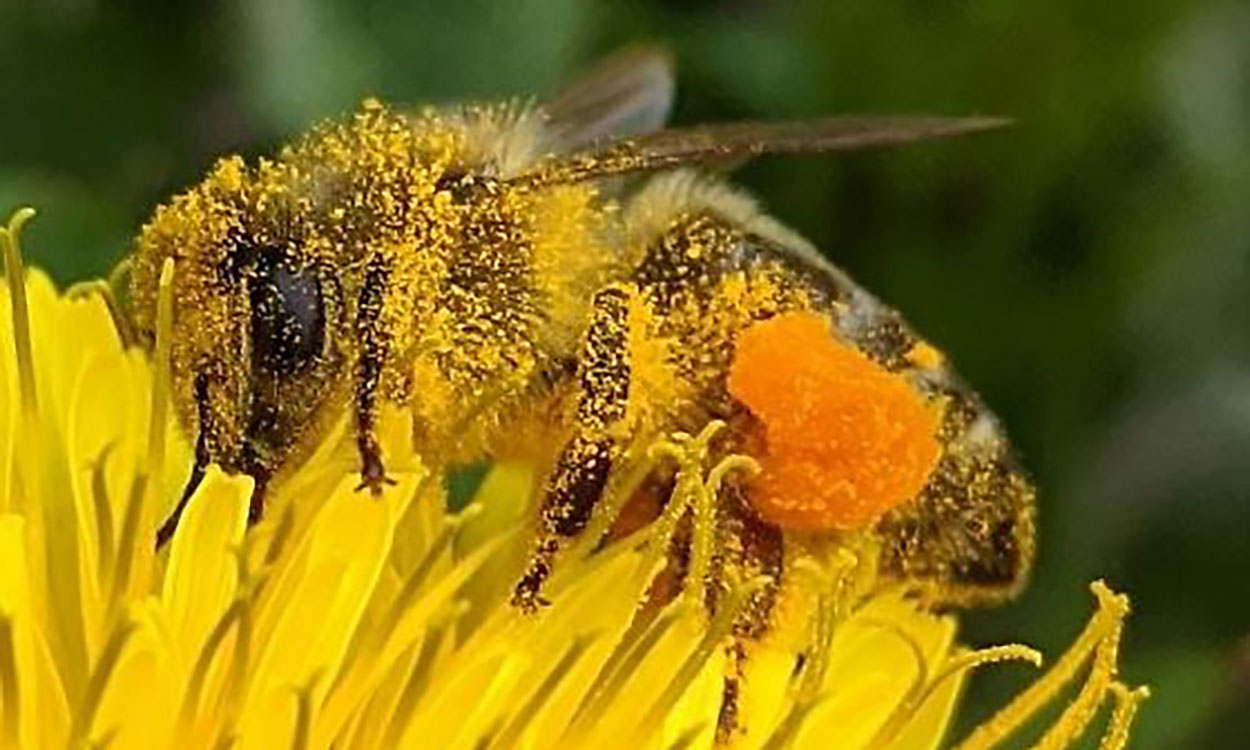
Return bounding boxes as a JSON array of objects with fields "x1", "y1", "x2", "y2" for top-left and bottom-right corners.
[
  {"x1": 510, "y1": 587, "x2": 551, "y2": 615},
  {"x1": 355, "y1": 455, "x2": 397, "y2": 495},
  {"x1": 511, "y1": 559, "x2": 554, "y2": 614}
]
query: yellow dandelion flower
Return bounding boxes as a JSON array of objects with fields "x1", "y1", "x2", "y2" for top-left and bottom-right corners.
[{"x1": 0, "y1": 208, "x2": 1147, "y2": 750}]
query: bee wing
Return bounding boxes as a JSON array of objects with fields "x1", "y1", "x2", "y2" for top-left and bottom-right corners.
[
  {"x1": 515, "y1": 116, "x2": 1011, "y2": 187},
  {"x1": 543, "y1": 45, "x2": 676, "y2": 151}
]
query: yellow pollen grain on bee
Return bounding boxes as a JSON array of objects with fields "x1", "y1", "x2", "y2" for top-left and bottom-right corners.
[{"x1": 906, "y1": 340, "x2": 944, "y2": 371}]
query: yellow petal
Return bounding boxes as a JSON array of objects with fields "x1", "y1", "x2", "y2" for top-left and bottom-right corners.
[
  {"x1": 0, "y1": 229, "x2": 1146, "y2": 750},
  {"x1": 92, "y1": 602, "x2": 179, "y2": 748},
  {"x1": 0, "y1": 292, "x2": 14, "y2": 516},
  {"x1": 795, "y1": 595, "x2": 956, "y2": 749},
  {"x1": 161, "y1": 468, "x2": 251, "y2": 669},
  {"x1": 732, "y1": 645, "x2": 798, "y2": 750},
  {"x1": 239, "y1": 476, "x2": 396, "y2": 744},
  {"x1": 885, "y1": 658, "x2": 966, "y2": 750},
  {"x1": 0, "y1": 514, "x2": 69, "y2": 749}
]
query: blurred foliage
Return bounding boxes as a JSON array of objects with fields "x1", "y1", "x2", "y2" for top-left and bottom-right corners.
[{"x1": 2, "y1": 0, "x2": 1248, "y2": 745}]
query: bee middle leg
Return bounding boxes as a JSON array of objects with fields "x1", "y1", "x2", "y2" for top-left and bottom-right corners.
[{"x1": 512, "y1": 284, "x2": 635, "y2": 612}]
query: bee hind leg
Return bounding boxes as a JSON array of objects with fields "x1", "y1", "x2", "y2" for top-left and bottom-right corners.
[
  {"x1": 714, "y1": 485, "x2": 784, "y2": 745},
  {"x1": 512, "y1": 284, "x2": 636, "y2": 612}
]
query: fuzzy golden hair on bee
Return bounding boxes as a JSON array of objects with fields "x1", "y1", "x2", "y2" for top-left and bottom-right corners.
[
  {"x1": 621, "y1": 170, "x2": 823, "y2": 269},
  {"x1": 425, "y1": 100, "x2": 548, "y2": 178}
]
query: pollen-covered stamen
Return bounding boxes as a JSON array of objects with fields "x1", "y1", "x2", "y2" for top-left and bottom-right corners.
[
  {"x1": 488, "y1": 636, "x2": 593, "y2": 750},
  {"x1": 633, "y1": 573, "x2": 771, "y2": 745},
  {"x1": 785, "y1": 542, "x2": 877, "y2": 701},
  {"x1": 89, "y1": 444, "x2": 119, "y2": 590},
  {"x1": 147, "y1": 258, "x2": 175, "y2": 498},
  {"x1": 291, "y1": 670, "x2": 323, "y2": 750},
  {"x1": 68, "y1": 618, "x2": 136, "y2": 747},
  {"x1": 1100, "y1": 683, "x2": 1150, "y2": 750},
  {"x1": 1032, "y1": 622, "x2": 1122, "y2": 750},
  {"x1": 178, "y1": 598, "x2": 244, "y2": 733},
  {"x1": 689, "y1": 456, "x2": 759, "y2": 604},
  {"x1": 2, "y1": 208, "x2": 39, "y2": 420},
  {"x1": 953, "y1": 581, "x2": 1134, "y2": 750},
  {"x1": 932, "y1": 644, "x2": 1044, "y2": 689},
  {"x1": 565, "y1": 605, "x2": 685, "y2": 738},
  {"x1": 643, "y1": 421, "x2": 760, "y2": 604},
  {"x1": 567, "y1": 434, "x2": 662, "y2": 562},
  {"x1": 869, "y1": 642, "x2": 1043, "y2": 749},
  {"x1": 727, "y1": 311, "x2": 942, "y2": 531}
]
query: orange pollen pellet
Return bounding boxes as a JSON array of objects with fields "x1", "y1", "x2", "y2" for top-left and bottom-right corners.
[{"x1": 727, "y1": 311, "x2": 942, "y2": 531}]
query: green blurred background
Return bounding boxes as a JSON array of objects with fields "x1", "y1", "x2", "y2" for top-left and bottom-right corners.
[{"x1": 2, "y1": 0, "x2": 1247, "y2": 746}]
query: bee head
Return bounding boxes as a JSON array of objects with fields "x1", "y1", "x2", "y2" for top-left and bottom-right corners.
[
  {"x1": 131, "y1": 156, "x2": 347, "y2": 482},
  {"x1": 132, "y1": 99, "x2": 607, "y2": 484}
]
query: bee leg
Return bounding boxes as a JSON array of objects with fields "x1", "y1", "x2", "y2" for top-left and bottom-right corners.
[
  {"x1": 714, "y1": 485, "x2": 785, "y2": 744},
  {"x1": 155, "y1": 372, "x2": 211, "y2": 549},
  {"x1": 241, "y1": 454, "x2": 272, "y2": 527},
  {"x1": 512, "y1": 284, "x2": 635, "y2": 612},
  {"x1": 353, "y1": 259, "x2": 398, "y2": 495}
]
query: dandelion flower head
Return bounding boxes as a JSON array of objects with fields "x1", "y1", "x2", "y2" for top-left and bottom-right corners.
[{"x1": 0, "y1": 209, "x2": 1147, "y2": 749}]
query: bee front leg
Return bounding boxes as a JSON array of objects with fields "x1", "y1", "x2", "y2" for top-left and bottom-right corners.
[
  {"x1": 353, "y1": 259, "x2": 398, "y2": 495},
  {"x1": 512, "y1": 284, "x2": 636, "y2": 612},
  {"x1": 155, "y1": 371, "x2": 212, "y2": 548}
]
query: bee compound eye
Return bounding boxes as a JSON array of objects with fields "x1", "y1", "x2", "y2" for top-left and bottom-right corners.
[{"x1": 248, "y1": 256, "x2": 326, "y2": 376}]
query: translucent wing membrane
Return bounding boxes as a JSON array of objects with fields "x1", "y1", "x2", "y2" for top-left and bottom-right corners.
[
  {"x1": 543, "y1": 45, "x2": 676, "y2": 151},
  {"x1": 517, "y1": 115, "x2": 1012, "y2": 187}
]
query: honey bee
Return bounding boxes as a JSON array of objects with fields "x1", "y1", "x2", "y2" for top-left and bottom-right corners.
[
  {"x1": 128, "y1": 46, "x2": 1033, "y2": 740},
  {"x1": 129, "y1": 48, "x2": 1020, "y2": 548},
  {"x1": 129, "y1": 39, "x2": 1025, "y2": 710}
]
